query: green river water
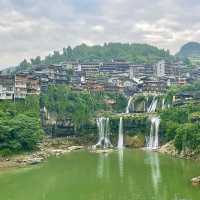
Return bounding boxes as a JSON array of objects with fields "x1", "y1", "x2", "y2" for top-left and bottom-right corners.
[{"x1": 0, "y1": 150, "x2": 200, "y2": 200}]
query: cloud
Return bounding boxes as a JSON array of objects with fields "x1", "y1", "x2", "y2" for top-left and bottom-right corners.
[
  {"x1": 0, "y1": 0, "x2": 200, "y2": 68},
  {"x1": 91, "y1": 25, "x2": 105, "y2": 33}
]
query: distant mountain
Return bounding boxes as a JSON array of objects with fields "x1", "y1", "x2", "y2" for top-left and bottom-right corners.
[{"x1": 177, "y1": 42, "x2": 200, "y2": 59}]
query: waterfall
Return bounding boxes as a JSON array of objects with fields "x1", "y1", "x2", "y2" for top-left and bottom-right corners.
[
  {"x1": 126, "y1": 96, "x2": 134, "y2": 114},
  {"x1": 162, "y1": 98, "x2": 166, "y2": 110},
  {"x1": 117, "y1": 117, "x2": 123, "y2": 149},
  {"x1": 146, "y1": 116, "x2": 160, "y2": 150},
  {"x1": 147, "y1": 97, "x2": 158, "y2": 113},
  {"x1": 95, "y1": 117, "x2": 113, "y2": 148}
]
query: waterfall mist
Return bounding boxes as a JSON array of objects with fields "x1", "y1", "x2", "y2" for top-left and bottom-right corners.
[
  {"x1": 126, "y1": 96, "x2": 134, "y2": 114},
  {"x1": 117, "y1": 117, "x2": 124, "y2": 149},
  {"x1": 148, "y1": 97, "x2": 158, "y2": 113},
  {"x1": 146, "y1": 116, "x2": 160, "y2": 150},
  {"x1": 95, "y1": 117, "x2": 113, "y2": 148}
]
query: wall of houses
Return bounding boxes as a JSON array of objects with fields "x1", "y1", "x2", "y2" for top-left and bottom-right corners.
[{"x1": 0, "y1": 60, "x2": 190, "y2": 101}]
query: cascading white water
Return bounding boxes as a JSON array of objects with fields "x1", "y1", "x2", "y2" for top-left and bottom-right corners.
[
  {"x1": 146, "y1": 116, "x2": 160, "y2": 150},
  {"x1": 162, "y1": 98, "x2": 166, "y2": 110},
  {"x1": 117, "y1": 117, "x2": 123, "y2": 149},
  {"x1": 95, "y1": 117, "x2": 113, "y2": 148},
  {"x1": 126, "y1": 96, "x2": 134, "y2": 114},
  {"x1": 147, "y1": 97, "x2": 158, "y2": 113}
]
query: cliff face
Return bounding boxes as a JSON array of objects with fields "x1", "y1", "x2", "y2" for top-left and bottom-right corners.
[
  {"x1": 41, "y1": 106, "x2": 150, "y2": 139},
  {"x1": 40, "y1": 108, "x2": 75, "y2": 137}
]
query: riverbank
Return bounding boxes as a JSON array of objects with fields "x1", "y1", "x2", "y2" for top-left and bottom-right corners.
[
  {"x1": 158, "y1": 141, "x2": 200, "y2": 161},
  {"x1": 1, "y1": 137, "x2": 200, "y2": 170},
  {"x1": 0, "y1": 137, "x2": 88, "y2": 169}
]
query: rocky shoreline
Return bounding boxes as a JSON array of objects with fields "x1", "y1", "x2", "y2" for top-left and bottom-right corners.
[
  {"x1": 0, "y1": 137, "x2": 85, "y2": 169},
  {"x1": 158, "y1": 141, "x2": 200, "y2": 187},
  {"x1": 1, "y1": 138, "x2": 199, "y2": 170},
  {"x1": 158, "y1": 141, "x2": 200, "y2": 161}
]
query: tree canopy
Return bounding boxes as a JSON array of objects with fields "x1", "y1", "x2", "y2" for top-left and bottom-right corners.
[
  {"x1": 17, "y1": 43, "x2": 173, "y2": 71},
  {"x1": 0, "y1": 96, "x2": 43, "y2": 156}
]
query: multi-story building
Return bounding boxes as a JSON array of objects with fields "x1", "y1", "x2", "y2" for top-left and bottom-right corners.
[
  {"x1": 14, "y1": 74, "x2": 28, "y2": 99},
  {"x1": 100, "y1": 61, "x2": 129, "y2": 77},
  {"x1": 26, "y1": 76, "x2": 40, "y2": 96},
  {"x1": 0, "y1": 75, "x2": 14, "y2": 100},
  {"x1": 129, "y1": 64, "x2": 145, "y2": 79},
  {"x1": 142, "y1": 78, "x2": 167, "y2": 92},
  {"x1": 32, "y1": 64, "x2": 69, "y2": 91},
  {"x1": 80, "y1": 62, "x2": 100, "y2": 77},
  {"x1": 14, "y1": 74, "x2": 40, "y2": 99},
  {"x1": 190, "y1": 67, "x2": 200, "y2": 81},
  {"x1": 177, "y1": 77, "x2": 188, "y2": 85},
  {"x1": 48, "y1": 65, "x2": 68, "y2": 84},
  {"x1": 154, "y1": 60, "x2": 165, "y2": 77},
  {"x1": 144, "y1": 64, "x2": 154, "y2": 77}
]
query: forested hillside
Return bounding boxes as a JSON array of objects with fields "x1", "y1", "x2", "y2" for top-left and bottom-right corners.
[{"x1": 15, "y1": 43, "x2": 172, "y2": 72}]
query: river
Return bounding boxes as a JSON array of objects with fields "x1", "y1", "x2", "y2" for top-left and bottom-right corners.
[{"x1": 0, "y1": 150, "x2": 200, "y2": 200}]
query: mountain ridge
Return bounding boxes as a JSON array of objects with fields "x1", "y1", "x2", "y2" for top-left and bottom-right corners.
[{"x1": 177, "y1": 42, "x2": 200, "y2": 59}]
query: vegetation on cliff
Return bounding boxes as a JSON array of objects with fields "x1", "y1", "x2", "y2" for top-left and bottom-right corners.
[
  {"x1": 40, "y1": 85, "x2": 127, "y2": 130},
  {"x1": 160, "y1": 82, "x2": 200, "y2": 153}
]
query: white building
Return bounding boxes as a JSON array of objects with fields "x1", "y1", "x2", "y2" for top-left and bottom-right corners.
[
  {"x1": 154, "y1": 60, "x2": 165, "y2": 77},
  {"x1": 0, "y1": 75, "x2": 14, "y2": 100}
]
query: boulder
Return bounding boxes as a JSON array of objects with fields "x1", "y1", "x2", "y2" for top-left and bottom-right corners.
[
  {"x1": 191, "y1": 176, "x2": 200, "y2": 186},
  {"x1": 125, "y1": 135, "x2": 145, "y2": 148},
  {"x1": 48, "y1": 149, "x2": 69, "y2": 156},
  {"x1": 28, "y1": 158, "x2": 43, "y2": 165},
  {"x1": 158, "y1": 141, "x2": 176, "y2": 156},
  {"x1": 68, "y1": 146, "x2": 84, "y2": 151}
]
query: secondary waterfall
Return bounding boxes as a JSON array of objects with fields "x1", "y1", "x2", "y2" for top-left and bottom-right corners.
[
  {"x1": 162, "y1": 98, "x2": 166, "y2": 110},
  {"x1": 146, "y1": 116, "x2": 160, "y2": 150},
  {"x1": 117, "y1": 117, "x2": 123, "y2": 149},
  {"x1": 126, "y1": 96, "x2": 134, "y2": 114},
  {"x1": 148, "y1": 97, "x2": 158, "y2": 113},
  {"x1": 95, "y1": 117, "x2": 113, "y2": 148}
]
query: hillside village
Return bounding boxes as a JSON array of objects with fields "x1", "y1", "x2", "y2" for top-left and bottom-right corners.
[{"x1": 0, "y1": 59, "x2": 198, "y2": 100}]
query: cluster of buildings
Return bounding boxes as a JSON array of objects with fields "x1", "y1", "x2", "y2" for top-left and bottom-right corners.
[
  {"x1": 0, "y1": 74, "x2": 41, "y2": 100},
  {"x1": 68, "y1": 59, "x2": 191, "y2": 95},
  {"x1": 0, "y1": 59, "x2": 196, "y2": 100},
  {"x1": 0, "y1": 64, "x2": 69, "y2": 100}
]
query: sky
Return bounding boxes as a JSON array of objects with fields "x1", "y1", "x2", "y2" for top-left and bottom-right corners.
[{"x1": 0, "y1": 0, "x2": 200, "y2": 69}]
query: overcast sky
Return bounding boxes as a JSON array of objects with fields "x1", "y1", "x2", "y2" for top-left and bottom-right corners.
[{"x1": 0, "y1": 0, "x2": 200, "y2": 69}]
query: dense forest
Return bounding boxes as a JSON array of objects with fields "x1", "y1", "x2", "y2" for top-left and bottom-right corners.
[
  {"x1": 160, "y1": 104, "x2": 200, "y2": 153},
  {"x1": 0, "y1": 96, "x2": 43, "y2": 156},
  {"x1": 15, "y1": 43, "x2": 173, "y2": 72},
  {"x1": 160, "y1": 82, "x2": 200, "y2": 153}
]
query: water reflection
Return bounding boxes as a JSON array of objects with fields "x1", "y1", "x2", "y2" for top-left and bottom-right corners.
[
  {"x1": 96, "y1": 150, "x2": 124, "y2": 181},
  {"x1": 118, "y1": 150, "x2": 124, "y2": 178},
  {"x1": 97, "y1": 153, "x2": 104, "y2": 179},
  {"x1": 147, "y1": 152, "x2": 161, "y2": 197},
  {"x1": 97, "y1": 153, "x2": 110, "y2": 180}
]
